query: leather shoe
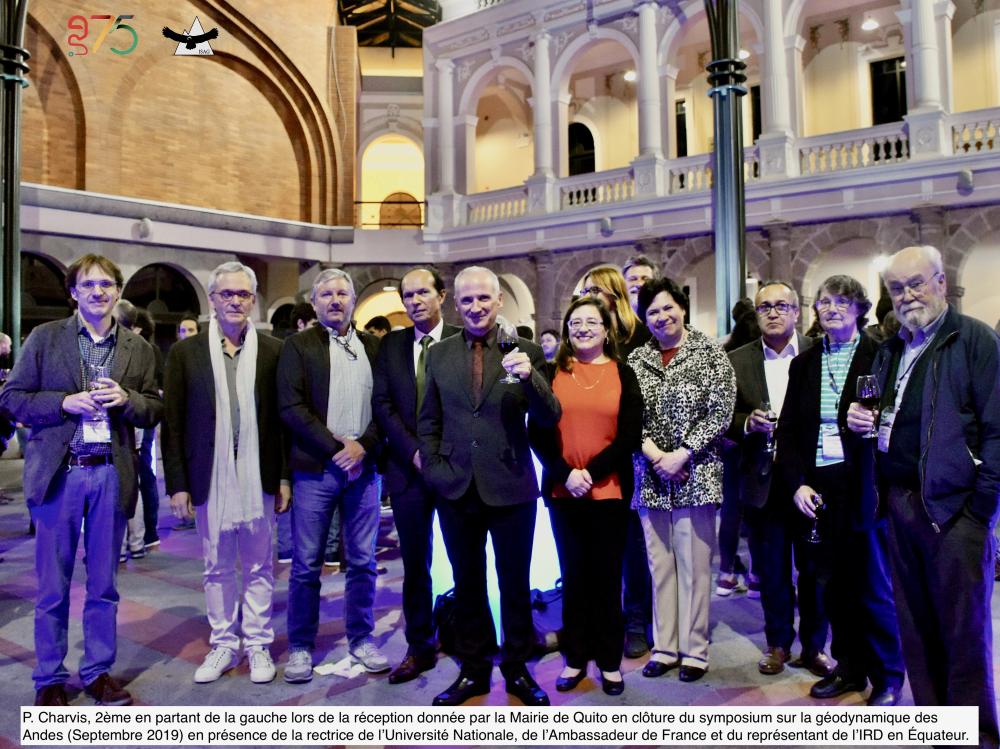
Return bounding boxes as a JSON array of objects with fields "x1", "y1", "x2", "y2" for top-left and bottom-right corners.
[
  {"x1": 810, "y1": 673, "x2": 867, "y2": 699},
  {"x1": 758, "y1": 646, "x2": 790, "y2": 675},
  {"x1": 555, "y1": 669, "x2": 587, "y2": 692},
  {"x1": 388, "y1": 653, "x2": 436, "y2": 684},
  {"x1": 83, "y1": 673, "x2": 132, "y2": 706},
  {"x1": 797, "y1": 651, "x2": 835, "y2": 678},
  {"x1": 505, "y1": 671, "x2": 550, "y2": 706},
  {"x1": 34, "y1": 684, "x2": 68, "y2": 706},
  {"x1": 432, "y1": 674, "x2": 490, "y2": 706},
  {"x1": 679, "y1": 665, "x2": 707, "y2": 683},
  {"x1": 867, "y1": 687, "x2": 901, "y2": 706},
  {"x1": 600, "y1": 673, "x2": 624, "y2": 695},
  {"x1": 642, "y1": 659, "x2": 679, "y2": 678},
  {"x1": 624, "y1": 631, "x2": 649, "y2": 659}
]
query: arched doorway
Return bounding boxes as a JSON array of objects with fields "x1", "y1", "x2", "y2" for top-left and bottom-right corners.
[
  {"x1": 568, "y1": 122, "x2": 596, "y2": 176},
  {"x1": 379, "y1": 192, "x2": 422, "y2": 228},
  {"x1": 123, "y1": 264, "x2": 202, "y2": 351},
  {"x1": 20, "y1": 252, "x2": 71, "y2": 338}
]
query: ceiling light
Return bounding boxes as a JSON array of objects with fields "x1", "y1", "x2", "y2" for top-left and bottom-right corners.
[
  {"x1": 382, "y1": 285, "x2": 396, "y2": 292},
  {"x1": 623, "y1": 70, "x2": 637, "y2": 82},
  {"x1": 738, "y1": 48, "x2": 751, "y2": 60},
  {"x1": 861, "y1": 16, "x2": 879, "y2": 31}
]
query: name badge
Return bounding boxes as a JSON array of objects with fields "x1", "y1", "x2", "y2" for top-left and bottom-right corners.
[
  {"x1": 820, "y1": 423, "x2": 844, "y2": 460},
  {"x1": 877, "y1": 408, "x2": 896, "y2": 454},
  {"x1": 83, "y1": 416, "x2": 112, "y2": 444}
]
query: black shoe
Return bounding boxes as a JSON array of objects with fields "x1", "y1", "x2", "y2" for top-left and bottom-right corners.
[
  {"x1": 84, "y1": 673, "x2": 132, "y2": 706},
  {"x1": 642, "y1": 659, "x2": 679, "y2": 678},
  {"x1": 555, "y1": 668, "x2": 587, "y2": 692},
  {"x1": 432, "y1": 673, "x2": 490, "y2": 706},
  {"x1": 34, "y1": 684, "x2": 68, "y2": 706},
  {"x1": 624, "y1": 631, "x2": 649, "y2": 658},
  {"x1": 600, "y1": 672, "x2": 624, "y2": 695},
  {"x1": 679, "y1": 665, "x2": 707, "y2": 682},
  {"x1": 795, "y1": 651, "x2": 834, "y2": 677},
  {"x1": 867, "y1": 687, "x2": 901, "y2": 706},
  {"x1": 810, "y1": 673, "x2": 867, "y2": 699},
  {"x1": 388, "y1": 653, "x2": 436, "y2": 684},
  {"x1": 505, "y1": 671, "x2": 550, "y2": 706}
]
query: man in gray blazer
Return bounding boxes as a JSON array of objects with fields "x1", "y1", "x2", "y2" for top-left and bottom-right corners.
[
  {"x1": 727, "y1": 280, "x2": 828, "y2": 677},
  {"x1": 0, "y1": 254, "x2": 162, "y2": 707},
  {"x1": 418, "y1": 266, "x2": 560, "y2": 706}
]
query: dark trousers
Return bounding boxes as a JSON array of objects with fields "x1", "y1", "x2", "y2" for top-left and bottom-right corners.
[
  {"x1": 436, "y1": 485, "x2": 536, "y2": 679},
  {"x1": 745, "y1": 493, "x2": 827, "y2": 655},
  {"x1": 885, "y1": 485, "x2": 998, "y2": 749},
  {"x1": 719, "y1": 447, "x2": 747, "y2": 574},
  {"x1": 622, "y1": 508, "x2": 652, "y2": 635},
  {"x1": 549, "y1": 498, "x2": 628, "y2": 672},
  {"x1": 138, "y1": 428, "x2": 159, "y2": 545},
  {"x1": 389, "y1": 481, "x2": 437, "y2": 657},
  {"x1": 809, "y1": 464, "x2": 904, "y2": 691}
]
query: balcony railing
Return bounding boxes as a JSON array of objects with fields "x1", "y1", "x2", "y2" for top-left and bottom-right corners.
[
  {"x1": 668, "y1": 146, "x2": 760, "y2": 195},
  {"x1": 560, "y1": 167, "x2": 635, "y2": 209},
  {"x1": 952, "y1": 109, "x2": 999, "y2": 155},
  {"x1": 465, "y1": 186, "x2": 528, "y2": 225},
  {"x1": 798, "y1": 123, "x2": 909, "y2": 175}
]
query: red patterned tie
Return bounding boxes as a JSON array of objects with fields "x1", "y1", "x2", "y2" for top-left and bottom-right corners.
[{"x1": 471, "y1": 340, "x2": 484, "y2": 405}]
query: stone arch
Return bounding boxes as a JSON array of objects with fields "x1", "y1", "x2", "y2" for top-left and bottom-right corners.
[
  {"x1": 948, "y1": 204, "x2": 1000, "y2": 283},
  {"x1": 457, "y1": 56, "x2": 534, "y2": 118},
  {"x1": 498, "y1": 271, "x2": 536, "y2": 328},
  {"x1": 789, "y1": 218, "x2": 896, "y2": 295},
  {"x1": 659, "y1": 0, "x2": 765, "y2": 69},
  {"x1": 552, "y1": 255, "x2": 619, "y2": 309},
  {"x1": 569, "y1": 111, "x2": 605, "y2": 172},
  {"x1": 123, "y1": 261, "x2": 208, "y2": 321},
  {"x1": 266, "y1": 295, "x2": 298, "y2": 323},
  {"x1": 553, "y1": 28, "x2": 640, "y2": 100},
  {"x1": 359, "y1": 119, "x2": 424, "y2": 159}
]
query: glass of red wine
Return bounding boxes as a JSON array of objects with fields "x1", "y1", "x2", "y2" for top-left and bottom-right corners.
[
  {"x1": 805, "y1": 493, "x2": 824, "y2": 544},
  {"x1": 497, "y1": 317, "x2": 520, "y2": 384},
  {"x1": 857, "y1": 375, "x2": 881, "y2": 439},
  {"x1": 761, "y1": 400, "x2": 777, "y2": 454}
]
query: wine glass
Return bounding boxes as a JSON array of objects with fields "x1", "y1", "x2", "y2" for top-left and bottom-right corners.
[
  {"x1": 805, "y1": 494, "x2": 825, "y2": 544},
  {"x1": 761, "y1": 400, "x2": 777, "y2": 455},
  {"x1": 88, "y1": 364, "x2": 110, "y2": 421},
  {"x1": 496, "y1": 317, "x2": 520, "y2": 384},
  {"x1": 856, "y1": 375, "x2": 881, "y2": 439}
]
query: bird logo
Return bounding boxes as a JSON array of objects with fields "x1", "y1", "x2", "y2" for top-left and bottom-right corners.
[{"x1": 163, "y1": 17, "x2": 218, "y2": 56}]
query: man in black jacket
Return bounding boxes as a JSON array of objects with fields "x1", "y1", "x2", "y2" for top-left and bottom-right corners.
[
  {"x1": 163, "y1": 262, "x2": 288, "y2": 686},
  {"x1": 372, "y1": 267, "x2": 460, "y2": 684},
  {"x1": 849, "y1": 245, "x2": 1000, "y2": 747}
]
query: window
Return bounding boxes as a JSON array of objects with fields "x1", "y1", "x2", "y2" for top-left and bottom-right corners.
[
  {"x1": 379, "y1": 192, "x2": 422, "y2": 228},
  {"x1": 675, "y1": 100, "x2": 688, "y2": 158},
  {"x1": 870, "y1": 57, "x2": 907, "y2": 126},
  {"x1": 568, "y1": 123, "x2": 595, "y2": 176},
  {"x1": 750, "y1": 85, "x2": 762, "y2": 143}
]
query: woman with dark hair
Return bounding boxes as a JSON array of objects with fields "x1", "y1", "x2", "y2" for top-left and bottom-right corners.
[
  {"x1": 630, "y1": 277, "x2": 735, "y2": 682},
  {"x1": 529, "y1": 297, "x2": 643, "y2": 695},
  {"x1": 777, "y1": 274, "x2": 904, "y2": 706}
]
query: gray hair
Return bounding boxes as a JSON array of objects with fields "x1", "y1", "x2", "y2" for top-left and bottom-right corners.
[
  {"x1": 882, "y1": 245, "x2": 944, "y2": 278},
  {"x1": 113, "y1": 299, "x2": 139, "y2": 329},
  {"x1": 311, "y1": 268, "x2": 355, "y2": 302},
  {"x1": 208, "y1": 261, "x2": 258, "y2": 295},
  {"x1": 454, "y1": 265, "x2": 500, "y2": 295},
  {"x1": 755, "y1": 279, "x2": 800, "y2": 308}
]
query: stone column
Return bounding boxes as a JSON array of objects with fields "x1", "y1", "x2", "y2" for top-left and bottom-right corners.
[
  {"x1": 764, "y1": 222, "x2": 793, "y2": 283},
  {"x1": 661, "y1": 65, "x2": 679, "y2": 158},
  {"x1": 901, "y1": 1, "x2": 949, "y2": 158},
  {"x1": 532, "y1": 250, "x2": 558, "y2": 332},
  {"x1": 911, "y1": 205, "x2": 962, "y2": 308},
  {"x1": 935, "y1": 1, "x2": 956, "y2": 113},
  {"x1": 637, "y1": 1, "x2": 662, "y2": 157},
  {"x1": 436, "y1": 58, "x2": 456, "y2": 192},
  {"x1": 532, "y1": 30, "x2": 554, "y2": 178},
  {"x1": 757, "y1": 0, "x2": 797, "y2": 179}
]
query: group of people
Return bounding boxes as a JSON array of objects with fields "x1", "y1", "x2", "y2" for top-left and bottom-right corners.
[{"x1": 0, "y1": 246, "x2": 996, "y2": 747}]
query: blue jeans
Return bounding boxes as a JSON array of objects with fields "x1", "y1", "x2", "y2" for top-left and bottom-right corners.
[
  {"x1": 287, "y1": 464, "x2": 380, "y2": 651},
  {"x1": 277, "y1": 502, "x2": 340, "y2": 559},
  {"x1": 31, "y1": 463, "x2": 126, "y2": 688}
]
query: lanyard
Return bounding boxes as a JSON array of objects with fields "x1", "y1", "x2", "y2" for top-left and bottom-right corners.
[
  {"x1": 78, "y1": 332, "x2": 115, "y2": 389},
  {"x1": 822, "y1": 334, "x2": 858, "y2": 396},
  {"x1": 892, "y1": 337, "x2": 934, "y2": 402}
]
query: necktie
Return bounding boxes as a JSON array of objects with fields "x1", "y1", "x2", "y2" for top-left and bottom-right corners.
[
  {"x1": 416, "y1": 336, "x2": 431, "y2": 414},
  {"x1": 471, "y1": 340, "x2": 484, "y2": 406}
]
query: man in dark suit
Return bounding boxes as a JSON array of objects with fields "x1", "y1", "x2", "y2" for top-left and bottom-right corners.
[
  {"x1": 372, "y1": 267, "x2": 460, "y2": 683},
  {"x1": 418, "y1": 265, "x2": 561, "y2": 706},
  {"x1": 277, "y1": 268, "x2": 387, "y2": 683},
  {"x1": 727, "y1": 280, "x2": 830, "y2": 677},
  {"x1": 162, "y1": 261, "x2": 289, "y2": 686},
  {"x1": 0, "y1": 254, "x2": 162, "y2": 707}
]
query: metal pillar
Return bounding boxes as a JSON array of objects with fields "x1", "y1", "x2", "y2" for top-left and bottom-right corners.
[
  {"x1": 705, "y1": 0, "x2": 747, "y2": 338},
  {"x1": 0, "y1": 0, "x2": 29, "y2": 355}
]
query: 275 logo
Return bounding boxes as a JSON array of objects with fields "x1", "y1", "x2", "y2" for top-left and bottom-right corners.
[{"x1": 67, "y1": 15, "x2": 139, "y2": 56}]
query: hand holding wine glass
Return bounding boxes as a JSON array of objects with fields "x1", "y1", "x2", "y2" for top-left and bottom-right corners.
[
  {"x1": 496, "y1": 316, "x2": 522, "y2": 384},
  {"x1": 856, "y1": 375, "x2": 881, "y2": 439}
]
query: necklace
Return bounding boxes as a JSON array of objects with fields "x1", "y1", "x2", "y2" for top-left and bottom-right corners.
[{"x1": 570, "y1": 361, "x2": 608, "y2": 390}]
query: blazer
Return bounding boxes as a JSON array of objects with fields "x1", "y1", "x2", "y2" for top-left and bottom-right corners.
[
  {"x1": 161, "y1": 330, "x2": 286, "y2": 505},
  {"x1": 0, "y1": 315, "x2": 162, "y2": 515},
  {"x1": 277, "y1": 323, "x2": 381, "y2": 475},
  {"x1": 775, "y1": 332, "x2": 879, "y2": 530},
  {"x1": 726, "y1": 334, "x2": 814, "y2": 509},
  {"x1": 372, "y1": 323, "x2": 461, "y2": 496},
  {"x1": 528, "y1": 360, "x2": 643, "y2": 503},
  {"x1": 417, "y1": 331, "x2": 561, "y2": 507}
]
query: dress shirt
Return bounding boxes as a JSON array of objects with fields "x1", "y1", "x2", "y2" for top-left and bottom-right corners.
[
  {"x1": 325, "y1": 325, "x2": 373, "y2": 441},
  {"x1": 761, "y1": 335, "x2": 799, "y2": 417},
  {"x1": 412, "y1": 319, "x2": 445, "y2": 374}
]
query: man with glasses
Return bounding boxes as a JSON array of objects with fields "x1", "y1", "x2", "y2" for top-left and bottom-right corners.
[
  {"x1": 0, "y1": 254, "x2": 162, "y2": 707},
  {"x1": 277, "y1": 268, "x2": 387, "y2": 683},
  {"x1": 726, "y1": 281, "x2": 831, "y2": 678},
  {"x1": 848, "y1": 245, "x2": 1000, "y2": 747},
  {"x1": 622, "y1": 255, "x2": 657, "y2": 313},
  {"x1": 162, "y1": 261, "x2": 289, "y2": 685}
]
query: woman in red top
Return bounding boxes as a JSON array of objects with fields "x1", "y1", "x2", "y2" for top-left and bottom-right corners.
[{"x1": 530, "y1": 297, "x2": 643, "y2": 695}]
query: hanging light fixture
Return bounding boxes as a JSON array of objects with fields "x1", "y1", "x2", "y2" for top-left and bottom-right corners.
[
  {"x1": 738, "y1": 48, "x2": 751, "y2": 60},
  {"x1": 861, "y1": 15, "x2": 880, "y2": 31},
  {"x1": 623, "y1": 69, "x2": 637, "y2": 82}
]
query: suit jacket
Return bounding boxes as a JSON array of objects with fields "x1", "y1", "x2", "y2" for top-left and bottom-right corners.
[
  {"x1": 775, "y1": 332, "x2": 880, "y2": 530},
  {"x1": 372, "y1": 322, "x2": 461, "y2": 496},
  {"x1": 0, "y1": 315, "x2": 162, "y2": 514},
  {"x1": 161, "y1": 330, "x2": 286, "y2": 505},
  {"x1": 727, "y1": 334, "x2": 813, "y2": 508},
  {"x1": 277, "y1": 323, "x2": 381, "y2": 474},
  {"x1": 417, "y1": 330, "x2": 561, "y2": 506}
]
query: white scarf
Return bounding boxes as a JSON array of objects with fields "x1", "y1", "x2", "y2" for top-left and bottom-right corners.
[{"x1": 205, "y1": 317, "x2": 264, "y2": 547}]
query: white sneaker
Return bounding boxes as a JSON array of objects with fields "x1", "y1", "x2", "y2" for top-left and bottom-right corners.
[
  {"x1": 349, "y1": 639, "x2": 390, "y2": 673},
  {"x1": 284, "y1": 649, "x2": 313, "y2": 683},
  {"x1": 194, "y1": 646, "x2": 238, "y2": 683},
  {"x1": 247, "y1": 647, "x2": 276, "y2": 684}
]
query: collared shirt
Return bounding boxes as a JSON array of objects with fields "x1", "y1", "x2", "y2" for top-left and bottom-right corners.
[
  {"x1": 325, "y1": 325, "x2": 372, "y2": 441},
  {"x1": 413, "y1": 319, "x2": 445, "y2": 375},
  {"x1": 219, "y1": 327, "x2": 247, "y2": 453},
  {"x1": 815, "y1": 334, "x2": 860, "y2": 467},
  {"x1": 892, "y1": 307, "x2": 947, "y2": 410},
  {"x1": 761, "y1": 335, "x2": 799, "y2": 417},
  {"x1": 70, "y1": 314, "x2": 118, "y2": 456}
]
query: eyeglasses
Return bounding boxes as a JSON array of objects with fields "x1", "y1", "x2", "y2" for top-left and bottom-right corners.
[
  {"x1": 76, "y1": 280, "x2": 117, "y2": 291},
  {"x1": 212, "y1": 290, "x2": 254, "y2": 302},
  {"x1": 580, "y1": 286, "x2": 615, "y2": 298},
  {"x1": 567, "y1": 318, "x2": 604, "y2": 331},
  {"x1": 815, "y1": 297, "x2": 853, "y2": 311},
  {"x1": 887, "y1": 273, "x2": 942, "y2": 299},
  {"x1": 755, "y1": 302, "x2": 797, "y2": 316}
]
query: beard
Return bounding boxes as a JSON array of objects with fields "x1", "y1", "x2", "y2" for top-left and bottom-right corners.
[{"x1": 898, "y1": 299, "x2": 945, "y2": 331}]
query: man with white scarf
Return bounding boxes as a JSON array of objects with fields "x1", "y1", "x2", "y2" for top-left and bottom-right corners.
[{"x1": 162, "y1": 261, "x2": 289, "y2": 684}]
